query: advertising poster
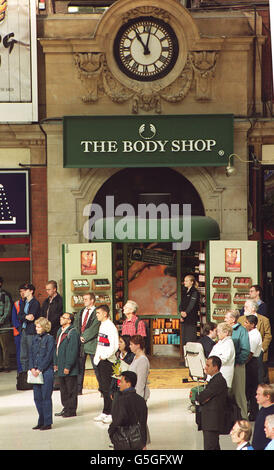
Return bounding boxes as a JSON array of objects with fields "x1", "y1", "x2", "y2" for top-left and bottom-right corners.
[
  {"x1": 225, "y1": 248, "x2": 241, "y2": 272},
  {"x1": 0, "y1": 170, "x2": 29, "y2": 234},
  {"x1": 127, "y1": 243, "x2": 178, "y2": 316},
  {"x1": 81, "y1": 250, "x2": 97, "y2": 275},
  {"x1": 0, "y1": 0, "x2": 37, "y2": 121}
]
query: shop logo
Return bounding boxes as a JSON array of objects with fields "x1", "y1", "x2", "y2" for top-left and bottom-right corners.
[
  {"x1": 138, "y1": 123, "x2": 156, "y2": 140},
  {"x1": 83, "y1": 197, "x2": 191, "y2": 251},
  {"x1": 0, "y1": 0, "x2": 7, "y2": 24}
]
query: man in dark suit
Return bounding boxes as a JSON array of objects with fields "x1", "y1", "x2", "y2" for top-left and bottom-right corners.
[
  {"x1": 74, "y1": 292, "x2": 100, "y2": 394},
  {"x1": 197, "y1": 355, "x2": 228, "y2": 450},
  {"x1": 108, "y1": 371, "x2": 148, "y2": 450}
]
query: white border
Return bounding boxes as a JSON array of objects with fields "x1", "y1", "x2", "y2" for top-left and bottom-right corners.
[{"x1": 0, "y1": 0, "x2": 38, "y2": 123}]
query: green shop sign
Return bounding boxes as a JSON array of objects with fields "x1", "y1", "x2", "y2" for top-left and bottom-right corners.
[{"x1": 63, "y1": 114, "x2": 233, "y2": 168}]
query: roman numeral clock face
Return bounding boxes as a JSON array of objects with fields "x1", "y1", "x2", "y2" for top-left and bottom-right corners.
[{"x1": 114, "y1": 16, "x2": 179, "y2": 82}]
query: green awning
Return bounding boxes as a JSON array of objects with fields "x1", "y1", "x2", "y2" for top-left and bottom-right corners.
[{"x1": 90, "y1": 216, "x2": 220, "y2": 243}]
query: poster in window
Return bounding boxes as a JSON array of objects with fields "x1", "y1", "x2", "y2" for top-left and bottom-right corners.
[
  {"x1": 127, "y1": 243, "x2": 177, "y2": 316},
  {"x1": 225, "y1": 248, "x2": 241, "y2": 272},
  {"x1": 0, "y1": 170, "x2": 29, "y2": 235},
  {"x1": 81, "y1": 250, "x2": 97, "y2": 275}
]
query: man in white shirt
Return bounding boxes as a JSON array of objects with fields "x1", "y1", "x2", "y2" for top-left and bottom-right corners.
[
  {"x1": 244, "y1": 314, "x2": 262, "y2": 421},
  {"x1": 93, "y1": 304, "x2": 119, "y2": 424}
]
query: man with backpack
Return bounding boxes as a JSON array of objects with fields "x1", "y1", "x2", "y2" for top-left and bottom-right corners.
[
  {"x1": 0, "y1": 276, "x2": 12, "y2": 372},
  {"x1": 121, "y1": 300, "x2": 149, "y2": 354},
  {"x1": 54, "y1": 313, "x2": 80, "y2": 418}
]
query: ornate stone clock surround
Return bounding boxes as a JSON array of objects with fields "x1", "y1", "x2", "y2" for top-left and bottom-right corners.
[{"x1": 73, "y1": 0, "x2": 221, "y2": 113}]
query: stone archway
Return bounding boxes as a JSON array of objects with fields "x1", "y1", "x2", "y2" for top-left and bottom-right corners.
[{"x1": 72, "y1": 166, "x2": 224, "y2": 242}]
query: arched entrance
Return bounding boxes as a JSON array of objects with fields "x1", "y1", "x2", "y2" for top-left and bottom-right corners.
[{"x1": 92, "y1": 167, "x2": 205, "y2": 216}]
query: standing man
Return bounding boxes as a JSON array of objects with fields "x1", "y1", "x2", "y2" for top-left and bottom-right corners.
[
  {"x1": 198, "y1": 322, "x2": 217, "y2": 358},
  {"x1": 74, "y1": 292, "x2": 100, "y2": 395},
  {"x1": 252, "y1": 384, "x2": 274, "y2": 450},
  {"x1": 93, "y1": 304, "x2": 119, "y2": 424},
  {"x1": 18, "y1": 283, "x2": 40, "y2": 377},
  {"x1": 247, "y1": 285, "x2": 268, "y2": 318},
  {"x1": 108, "y1": 371, "x2": 148, "y2": 450},
  {"x1": 11, "y1": 285, "x2": 25, "y2": 376},
  {"x1": 41, "y1": 280, "x2": 63, "y2": 339},
  {"x1": 238, "y1": 299, "x2": 272, "y2": 384},
  {"x1": 264, "y1": 414, "x2": 274, "y2": 450},
  {"x1": 196, "y1": 356, "x2": 228, "y2": 450},
  {"x1": 54, "y1": 313, "x2": 80, "y2": 418},
  {"x1": 0, "y1": 277, "x2": 12, "y2": 372},
  {"x1": 224, "y1": 309, "x2": 250, "y2": 420},
  {"x1": 122, "y1": 300, "x2": 147, "y2": 337},
  {"x1": 243, "y1": 315, "x2": 262, "y2": 421}
]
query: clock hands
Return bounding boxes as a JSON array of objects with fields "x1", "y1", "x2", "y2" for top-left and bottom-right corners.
[
  {"x1": 144, "y1": 26, "x2": 152, "y2": 55},
  {"x1": 134, "y1": 27, "x2": 151, "y2": 55}
]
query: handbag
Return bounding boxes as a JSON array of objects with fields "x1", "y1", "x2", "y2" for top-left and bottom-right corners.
[
  {"x1": 111, "y1": 422, "x2": 143, "y2": 450},
  {"x1": 27, "y1": 370, "x2": 44, "y2": 385}
]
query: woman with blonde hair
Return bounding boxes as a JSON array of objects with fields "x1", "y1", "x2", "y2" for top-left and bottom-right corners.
[
  {"x1": 209, "y1": 322, "x2": 235, "y2": 389},
  {"x1": 29, "y1": 317, "x2": 55, "y2": 430},
  {"x1": 179, "y1": 274, "x2": 200, "y2": 345}
]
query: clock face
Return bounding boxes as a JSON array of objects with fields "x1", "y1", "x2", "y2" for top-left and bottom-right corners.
[{"x1": 114, "y1": 16, "x2": 179, "y2": 82}]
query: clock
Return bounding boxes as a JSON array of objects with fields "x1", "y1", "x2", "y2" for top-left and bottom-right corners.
[{"x1": 113, "y1": 16, "x2": 179, "y2": 82}]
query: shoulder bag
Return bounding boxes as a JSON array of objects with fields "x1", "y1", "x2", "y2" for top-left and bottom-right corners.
[{"x1": 111, "y1": 397, "x2": 144, "y2": 450}]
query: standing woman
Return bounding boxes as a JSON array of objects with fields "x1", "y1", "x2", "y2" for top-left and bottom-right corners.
[
  {"x1": 129, "y1": 334, "x2": 150, "y2": 448},
  {"x1": 29, "y1": 317, "x2": 55, "y2": 430},
  {"x1": 179, "y1": 274, "x2": 200, "y2": 346},
  {"x1": 110, "y1": 335, "x2": 135, "y2": 398},
  {"x1": 129, "y1": 335, "x2": 150, "y2": 401}
]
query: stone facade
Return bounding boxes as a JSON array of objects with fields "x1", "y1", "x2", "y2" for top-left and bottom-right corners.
[
  {"x1": 36, "y1": 0, "x2": 269, "y2": 286},
  {"x1": 0, "y1": 0, "x2": 269, "y2": 290}
]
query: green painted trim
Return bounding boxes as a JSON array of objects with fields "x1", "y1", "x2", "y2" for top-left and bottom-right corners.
[
  {"x1": 90, "y1": 216, "x2": 220, "y2": 243},
  {"x1": 205, "y1": 240, "x2": 211, "y2": 322},
  {"x1": 257, "y1": 240, "x2": 261, "y2": 284},
  {"x1": 62, "y1": 244, "x2": 66, "y2": 313}
]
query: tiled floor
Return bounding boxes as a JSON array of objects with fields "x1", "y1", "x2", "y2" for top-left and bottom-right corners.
[{"x1": 0, "y1": 370, "x2": 236, "y2": 451}]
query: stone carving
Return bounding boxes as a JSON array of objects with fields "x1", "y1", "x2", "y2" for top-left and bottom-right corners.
[
  {"x1": 74, "y1": 51, "x2": 217, "y2": 112},
  {"x1": 189, "y1": 51, "x2": 218, "y2": 101},
  {"x1": 122, "y1": 7, "x2": 171, "y2": 24},
  {"x1": 74, "y1": 53, "x2": 104, "y2": 103}
]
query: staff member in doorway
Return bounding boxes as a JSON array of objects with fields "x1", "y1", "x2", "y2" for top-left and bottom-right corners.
[{"x1": 179, "y1": 274, "x2": 200, "y2": 346}]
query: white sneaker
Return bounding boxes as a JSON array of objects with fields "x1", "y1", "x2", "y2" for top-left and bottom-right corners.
[
  {"x1": 102, "y1": 414, "x2": 112, "y2": 424},
  {"x1": 93, "y1": 413, "x2": 107, "y2": 422}
]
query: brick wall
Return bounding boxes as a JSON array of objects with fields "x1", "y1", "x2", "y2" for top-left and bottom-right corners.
[{"x1": 30, "y1": 167, "x2": 48, "y2": 305}]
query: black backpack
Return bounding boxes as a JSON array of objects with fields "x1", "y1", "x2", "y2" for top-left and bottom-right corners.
[{"x1": 135, "y1": 318, "x2": 150, "y2": 355}]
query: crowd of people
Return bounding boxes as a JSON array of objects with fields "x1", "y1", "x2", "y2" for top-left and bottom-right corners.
[
  {"x1": 194, "y1": 284, "x2": 273, "y2": 451},
  {"x1": 0, "y1": 275, "x2": 274, "y2": 451},
  {"x1": 0, "y1": 280, "x2": 150, "y2": 449}
]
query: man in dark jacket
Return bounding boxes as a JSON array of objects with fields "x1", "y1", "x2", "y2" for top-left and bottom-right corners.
[
  {"x1": 108, "y1": 371, "x2": 148, "y2": 450},
  {"x1": 0, "y1": 277, "x2": 12, "y2": 372},
  {"x1": 54, "y1": 313, "x2": 80, "y2": 418},
  {"x1": 197, "y1": 355, "x2": 228, "y2": 450},
  {"x1": 18, "y1": 283, "x2": 40, "y2": 373},
  {"x1": 41, "y1": 280, "x2": 63, "y2": 339}
]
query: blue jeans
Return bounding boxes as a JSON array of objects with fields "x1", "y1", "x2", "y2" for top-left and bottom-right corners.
[
  {"x1": 33, "y1": 368, "x2": 54, "y2": 426},
  {"x1": 20, "y1": 330, "x2": 34, "y2": 372}
]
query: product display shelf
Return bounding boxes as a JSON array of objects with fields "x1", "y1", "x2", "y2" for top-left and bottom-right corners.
[
  {"x1": 233, "y1": 277, "x2": 252, "y2": 290},
  {"x1": 113, "y1": 243, "x2": 125, "y2": 322}
]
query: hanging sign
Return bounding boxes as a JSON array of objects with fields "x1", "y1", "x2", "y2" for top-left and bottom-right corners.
[{"x1": 63, "y1": 114, "x2": 234, "y2": 168}]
